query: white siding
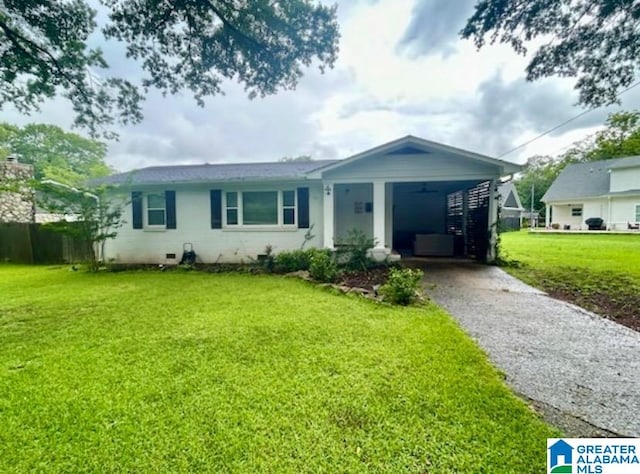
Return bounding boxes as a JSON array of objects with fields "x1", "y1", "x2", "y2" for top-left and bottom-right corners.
[
  {"x1": 333, "y1": 183, "x2": 373, "y2": 241},
  {"x1": 105, "y1": 182, "x2": 324, "y2": 264},
  {"x1": 610, "y1": 197, "x2": 640, "y2": 229},
  {"x1": 549, "y1": 197, "x2": 640, "y2": 230},
  {"x1": 583, "y1": 201, "x2": 607, "y2": 221},
  {"x1": 610, "y1": 167, "x2": 640, "y2": 193},
  {"x1": 551, "y1": 203, "x2": 587, "y2": 229},
  {"x1": 323, "y1": 153, "x2": 498, "y2": 182}
]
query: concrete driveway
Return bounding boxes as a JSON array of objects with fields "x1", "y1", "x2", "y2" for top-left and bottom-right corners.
[{"x1": 409, "y1": 260, "x2": 640, "y2": 437}]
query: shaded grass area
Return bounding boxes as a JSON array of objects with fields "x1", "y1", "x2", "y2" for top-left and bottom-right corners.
[
  {"x1": 0, "y1": 265, "x2": 556, "y2": 472},
  {"x1": 501, "y1": 232, "x2": 640, "y2": 331}
]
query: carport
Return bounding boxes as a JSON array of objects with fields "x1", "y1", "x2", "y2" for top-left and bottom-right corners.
[
  {"x1": 309, "y1": 136, "x2": 520, "y2": 262},
  {"x1": 392, "y1": 180, "x2": 492, "y2": 259}
]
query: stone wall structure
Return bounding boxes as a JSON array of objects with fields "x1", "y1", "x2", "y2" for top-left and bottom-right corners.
[{"x1": 0, "y1": 157, "x2": 35, "y2": 223}]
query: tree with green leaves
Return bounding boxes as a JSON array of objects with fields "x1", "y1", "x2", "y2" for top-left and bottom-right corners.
[
  {"x1": 0, "y1": 1, "x2": 340, "y2": 138},
  {"x1": 514, "y1": 155, "x2": 565, "y2": 220},
  {"x1": 584, "y1": 111, "x2": 640, "y2": 160},
  {"x1": 0, "y1": 123, "x2": 111, "y2": 186},
  {"x1": 461, "y1": 1, "x2": 640, "y2": 107},
  {"x1": 37, "y1": 182, "x2": 125, "y2": 272}
]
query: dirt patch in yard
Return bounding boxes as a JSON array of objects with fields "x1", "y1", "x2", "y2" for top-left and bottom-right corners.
[
  {"x1": 508, "y1": 267, "x2": 640, "y2": 333},
  {"x1": 546, "y1": 288, "x2": 640, "y2": 332},
  {"x1": 338, "y1": 266, "x2": 390, "y2": 292}
]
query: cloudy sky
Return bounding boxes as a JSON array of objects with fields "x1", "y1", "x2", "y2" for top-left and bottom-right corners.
[{"x1": 6, "y1": 0, "x2": 640, "y2": 172}]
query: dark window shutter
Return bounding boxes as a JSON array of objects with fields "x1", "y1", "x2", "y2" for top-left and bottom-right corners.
[
  {"x1": 210, "y1": 190, "x2": 222, "y2": 229},
  {"x1": 131, "y1": 191, "x2": 143, "y2": 229},
  {"x1": 165, "y1": 190, "x2": 176, "y2": 229},
  {"x1": 297, "y1": 187, "x2": 309, "y2": 229}
]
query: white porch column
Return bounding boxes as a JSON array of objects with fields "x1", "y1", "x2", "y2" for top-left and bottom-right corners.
[
  {"x1": 323, "y1": 182, "x2": 334, "y2": 249},
  {"x1": 372, "y1": 180, "x2": 386, "y2": 250},
  {"x1": 487, "y1": 179, "x2": 498, "y2": 262},
  {"x1": 545, "y1": 203, "x2": 550, "y2": 228}
]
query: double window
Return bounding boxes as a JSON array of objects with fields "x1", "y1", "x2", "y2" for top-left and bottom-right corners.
[
  {"x1": 635, "y1": 204, "x2": 640, "y2": 222},
  {"x1": 571, "y1": 207, "x2": 582, "y2": 217},
  {"x1": 225, "y1": 190, "x2": 296, "y2": 226}
]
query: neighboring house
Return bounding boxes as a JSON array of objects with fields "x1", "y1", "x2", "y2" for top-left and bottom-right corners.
[
  {"x1": 497, "y1": 181, "x2": 525, "y2": 230},
  {"x1": 98, "y1": 135, "x2": 521, "y2": 264},
  {"x1": 0, "y1": 156, "x2": 77, "y2": 224},
  {"x1": 0, "y1": 156, "x2": 34, "y2": 223},
  {"x1": 542, "y1": 156, "x2": 640, "y2": 230}
]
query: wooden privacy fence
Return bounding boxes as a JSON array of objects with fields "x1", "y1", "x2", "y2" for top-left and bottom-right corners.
[{"x1": 0, "y1": 223, "x2": 91, "y2": 264}]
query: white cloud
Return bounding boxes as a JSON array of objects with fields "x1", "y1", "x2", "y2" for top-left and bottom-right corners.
[{"x1": 3, "y1": 0, "x2": 640, "y2": 172}]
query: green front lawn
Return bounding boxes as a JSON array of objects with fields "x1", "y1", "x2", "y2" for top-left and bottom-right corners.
[
  {"x1": 0, "y1": 265, "x2": 555, "y2": 472},
  {"x1": 501, "y1": 231, "x2": 640, "y2": 330}
]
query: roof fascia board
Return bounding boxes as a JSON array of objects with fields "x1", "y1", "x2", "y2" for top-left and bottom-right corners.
[{"x1": 307, "y1": 135, "x2": 522, "y2": 178}]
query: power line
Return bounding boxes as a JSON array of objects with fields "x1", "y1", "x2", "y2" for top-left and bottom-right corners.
[{"x1": 497, "y1": 80, "x2": 640, "y2": 158}]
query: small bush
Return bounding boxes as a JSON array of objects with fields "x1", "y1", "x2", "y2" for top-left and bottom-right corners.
[
  {"x1": 309, "y1": 252, "x2": 339, "y2": 283},
  {"x1": 335, "y1": 229, "x2": 377, "y2": 271},
  {"x1": 379, "y1": 267, "x2": 424, "y2": 305},
  {"x1": 274, "y1": 248, "x2": 331, "y2": 273}
]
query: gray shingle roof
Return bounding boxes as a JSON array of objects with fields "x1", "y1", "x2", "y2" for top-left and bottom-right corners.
[
  {"x1": 98, "y1": 160, "x2": 339, "y2": 186},
  {"x1": 542, "y1": 156, "x2": 640, "y2": 202},
  {"x1": 606, "y1": 189, "x2": 640, "y2": 196},
  {"x1": 498, "y1": 182, "x2": 524, "y2": 209},
  {"x1": 608, "y1": 155, "x2": 640, "y2": 169}
]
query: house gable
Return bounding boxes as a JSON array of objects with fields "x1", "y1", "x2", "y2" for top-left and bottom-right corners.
[
  {"x1": 610, "y1": 164, "x2": 640, "y2": 193},
  {"x1": 504, "y1": 192, "x2": 518, "y2": 208},
  {"x1": 308, "y1": 136, "x2": 520, "y2": 182},
  {"x1": 498, "y1": 182, "x2": 524, "y2": 210},
  {"x1": 543, "y1": 156, "x2": 640, "y2": 203}
]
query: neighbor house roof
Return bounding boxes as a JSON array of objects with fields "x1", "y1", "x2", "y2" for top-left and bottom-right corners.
[
  {"x1": 607, "y1": 155, "x2": 640, "y2": 170},
  {"x1": 542, "y1": 156, "x2": 640, "y2": 202},
  {"x1": 97, "y1": 160, "x2": 339, "y2": 186},
  {"x1": 497, "y1": 181, "x2": 524, "y2": 210}
]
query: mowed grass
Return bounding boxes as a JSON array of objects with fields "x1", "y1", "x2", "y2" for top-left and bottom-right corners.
[
  {"x1": 501, "y1": 231, "x2": 640, "y2": 329},
  {"x1": 501, "y1": 231, "x2": 640, "y2": 276},
  {"x1": 0, "y1": 265, "x2": 556, "y2": 473}
]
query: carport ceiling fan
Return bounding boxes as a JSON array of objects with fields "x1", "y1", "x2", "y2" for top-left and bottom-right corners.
[{"x1": 411, "y1": 183, "x2": 438, "y2": 194}]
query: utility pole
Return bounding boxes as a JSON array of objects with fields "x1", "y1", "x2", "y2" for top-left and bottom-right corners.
[{"x1": 530, "y1": 182, "x2": 535, "y2": 229}]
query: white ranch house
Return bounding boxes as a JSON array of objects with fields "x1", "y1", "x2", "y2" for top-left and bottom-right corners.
[
  {"x1": 542, "y1": 156, "x2": 640, "y2": 230},
  {"x1": 100, "y1": 136, "x2": 521, "y2": 264}
]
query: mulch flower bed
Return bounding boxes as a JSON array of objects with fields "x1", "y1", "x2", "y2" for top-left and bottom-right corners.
[{"x1": 338, "y1": 266, "x2": 390, "y2": 292}]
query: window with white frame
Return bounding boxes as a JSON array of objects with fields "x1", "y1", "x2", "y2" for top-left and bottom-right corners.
[
  {"x1": 243, "y1": 191, "x2": 278, "y2": 225},
  {"x1": 571, "y1": 207, "x2": 582, "y2": 217},
  {"x1": 147, "y1": 193, "x2": 166, "y2": 226},
  {"x1": 635, "y1": 204, "x2": 640, "y2": 222},
  {"x1": 282, "y1": 190, "x2": 296, "y2": 225},
  {"x1": 226, "y1": 191, "x2": 239, "y2": 225},
  {"x1": 225, "y1": 190, "x2": 296, "y2": 226}
]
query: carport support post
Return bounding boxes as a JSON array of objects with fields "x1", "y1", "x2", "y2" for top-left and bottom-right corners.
[
  {"x1": 372, "y1": 180, "x2": 386, "y2": 253},
  {"x1": 323, "y1": 182, "x2": 335, "y2": 249},
  {"x1": 545, "y1": 203, "x2": 550, "y2": 228},
  {"x1": 487, "y1": 179, "x2": 498, "y2": 262}
]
